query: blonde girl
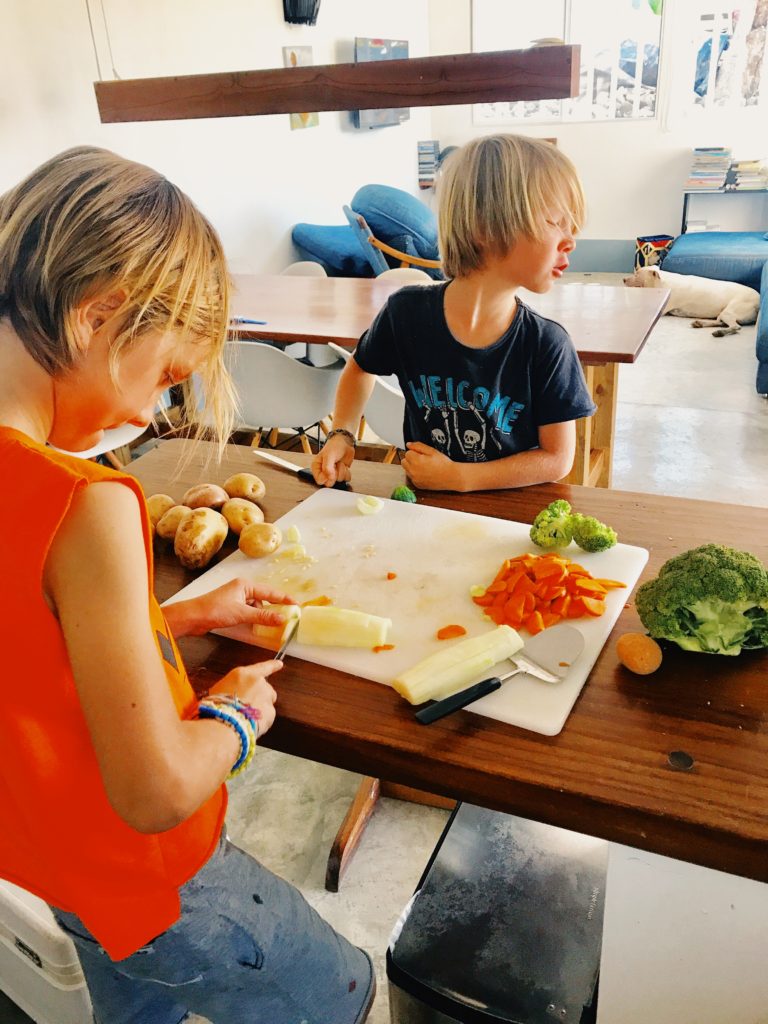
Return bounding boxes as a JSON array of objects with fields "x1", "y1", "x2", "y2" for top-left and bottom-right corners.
[{"x1": 0, "y1": 147, "x2": 374, "y2": 1024}]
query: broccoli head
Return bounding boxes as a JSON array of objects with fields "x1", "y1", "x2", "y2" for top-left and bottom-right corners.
[
  {"x1": 529, "y1": 500, "x2": 574, "y2": 549},
  {"x1": 635, "y1": 544, "x2": 768, "y2": 656},
  {"x1": 390, "y1": 485, "x2": 417, "y2": 503},
  {"x1": 571, "y1": 514, "x2": 618, "y2": 553}
]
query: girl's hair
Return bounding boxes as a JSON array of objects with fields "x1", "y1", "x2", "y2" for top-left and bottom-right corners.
[
  {"x1": 436, "y1": 134, "x2": 586, "y2": 280},
  {"x1": 0, "y1": 146, "x2": 234, "y2": 444}
]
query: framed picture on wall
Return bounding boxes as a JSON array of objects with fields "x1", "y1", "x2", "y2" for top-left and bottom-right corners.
[{"x1": 353, "y1": 37, "x2": 410, "y2": 130}]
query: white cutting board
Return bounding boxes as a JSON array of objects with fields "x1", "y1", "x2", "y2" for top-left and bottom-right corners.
[{"x1": 165, "y1": 489, "x2": 648, "y2": 735}]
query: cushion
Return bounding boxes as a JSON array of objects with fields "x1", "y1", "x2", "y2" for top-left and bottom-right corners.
[
  {"x1": 291, "y1": 224, "x2": 373, "y2": 277},
  {"x1": 663, "y1": 232, "x2": 768, "y2": 291}
]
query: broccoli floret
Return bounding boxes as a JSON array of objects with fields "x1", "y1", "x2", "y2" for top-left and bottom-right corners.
[
  {"x1": 571, "y1": 514, "x2": 617, "y2": 553},
  {"x1": 390, "y1": 485, "x2": 417, "y2": 503},
  {"x1": 635, "y1": 544, "x2": 768, "y2": 656},
  {"x1": 529, "y1": 500, "x2": 574, "y2": 549}
]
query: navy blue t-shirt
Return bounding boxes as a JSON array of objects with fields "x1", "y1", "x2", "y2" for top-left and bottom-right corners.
[{"x1": 353, "y1": 283, "x2": 596, "y2": 463}]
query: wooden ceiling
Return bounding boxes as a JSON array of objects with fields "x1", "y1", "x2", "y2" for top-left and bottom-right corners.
[{"x1": 95, "y1": 46, "x2": 580, "y2": 123}]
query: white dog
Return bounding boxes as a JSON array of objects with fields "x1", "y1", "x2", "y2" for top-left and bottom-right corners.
[{"x1": 623, "y1": 266, "x2": 761, "y2": 337}]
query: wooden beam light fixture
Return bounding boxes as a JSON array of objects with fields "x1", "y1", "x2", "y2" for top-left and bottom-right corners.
[{"x1": 94, "y1": 46, "x2": 580, "y2": 123}]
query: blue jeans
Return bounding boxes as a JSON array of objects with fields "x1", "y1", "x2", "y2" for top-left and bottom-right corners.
[{"x1": 53, "y1": 831, "x2": 375, "y2": 1024}]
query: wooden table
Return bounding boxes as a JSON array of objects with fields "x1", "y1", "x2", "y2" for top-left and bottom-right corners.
[
  {"x1": 231, "y1": 273, "x2": 669, "y2": 489},
  {"x1": 130, "y1": 440, "x2": 768, "y2": 886}
]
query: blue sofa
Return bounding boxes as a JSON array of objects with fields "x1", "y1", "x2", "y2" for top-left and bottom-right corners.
[{"x1": 661, "y1": 231, "x2": 768, "y2": 394}]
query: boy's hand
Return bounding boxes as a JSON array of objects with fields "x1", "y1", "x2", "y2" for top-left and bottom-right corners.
[
  {"x1": 208, "y1": 661, "x2": 282, "y2": 738},
  {"x1": 164, "y1": 578, "x2": 297, "y2": 637},
  {"x1": 312, "y1": 434, "x2": 355, "y2": 487},
  {"x1": 401, "y1": 442, "x2": 466, "y2": 491}
]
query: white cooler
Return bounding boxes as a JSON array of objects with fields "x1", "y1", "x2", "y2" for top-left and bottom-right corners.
[{"x1": 0, "y1": 880, "x2": 92, "y2": 1024}]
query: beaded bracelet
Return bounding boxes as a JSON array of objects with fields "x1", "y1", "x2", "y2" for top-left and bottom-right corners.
[
  {"x1": 196, "y1": 700, "x2": 257, "y2": 778},
  {"x1": 203, "y1": 694, "x2": 262, "y2": 738}
]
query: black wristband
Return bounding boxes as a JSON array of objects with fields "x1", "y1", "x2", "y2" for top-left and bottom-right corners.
[{"x1": 325, "y1": 428, "x2": 357, "y2": 449}]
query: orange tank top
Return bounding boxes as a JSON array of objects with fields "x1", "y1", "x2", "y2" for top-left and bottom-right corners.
[{"x1": 0, "y1": 427, "x2": 227, "y2": 960}]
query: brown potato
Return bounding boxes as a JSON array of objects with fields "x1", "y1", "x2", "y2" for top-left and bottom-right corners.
[
  {"x1": 155, "y1": 505, "x2": 192, "y2": 540},
  {"x1": 223, "y1": 472, "x2": 266, "y2": 502},
  {"x1": 174, "y1": 508, "x2": 228, "y2": 569},
  {"x1": 221, "y1": 498, "x2": 265, "y2": 535},
  {"x1": 238, "y1": 522, "x2": 282, "y2": 559},
  {"x1": 146, "y1": 493, "x2": 176, "y2": 526},
  {"x1": 181, "y1": 483, "x2": 229, "y2": 509}
]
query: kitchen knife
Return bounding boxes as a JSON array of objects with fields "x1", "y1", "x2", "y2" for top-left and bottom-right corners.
[
  {"x1": 252, "y1": 449, "x2": 350, "y2": 490},
  {"x1": 275, "y1": 616, "x2": 300, "y2": 661},
  {"x1": 415, "y1": 625, "x2": 585, "y2": 725}
]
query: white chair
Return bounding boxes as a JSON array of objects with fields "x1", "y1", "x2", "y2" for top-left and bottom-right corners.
[
  {"x1": 280, "y1": 261, "x2": 338, "y2": 368},
  {"x1": 50, "y1": 422, "x2": 150, "y2": 469},
  {"x1": 227, "y1": 341, "x2": 344, "y2": 452},
  {"x1": 328, "y1": 343, "x2": 405, "y2": 463},
  {"x1": 376, "y1": 267, "x2": 434, "y2": 286}
]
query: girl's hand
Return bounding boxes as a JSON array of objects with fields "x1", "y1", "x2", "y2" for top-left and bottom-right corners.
[
  {"x1": 208, "y1": 660, "x2": 282, "y2": 738},
  {"x1": 312, "y1": 434, "x2": 355, "y2": 486},
  {"x1": 401, "y1": 442, "x2": 466, "y2": 492},
  {"x1": 164, "y1": 578, "x2": 298, "y2": 638}
]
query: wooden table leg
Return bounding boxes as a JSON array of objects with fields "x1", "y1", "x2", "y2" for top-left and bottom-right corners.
[
  {"x1": 325, "y1": 778, "x2": 456, "y2": 892},
  {"x1": 564, "y1": 362, "x2": 618, "y2": 488}
]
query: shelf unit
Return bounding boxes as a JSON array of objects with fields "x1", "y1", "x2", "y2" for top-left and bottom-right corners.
[{"x1": 681, "y1": 188, "x2": 768, "y2": 234}]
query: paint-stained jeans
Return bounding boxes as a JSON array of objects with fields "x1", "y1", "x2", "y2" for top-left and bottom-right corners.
[{"x1": 53, "y1": 831, "x2": 375, "y2": 1024}]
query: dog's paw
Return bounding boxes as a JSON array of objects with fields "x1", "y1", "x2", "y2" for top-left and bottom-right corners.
[{"x1": 691, "y1": 320, "x2": 704, "y2": 328}]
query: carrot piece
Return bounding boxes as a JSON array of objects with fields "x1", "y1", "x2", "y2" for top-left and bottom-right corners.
[
  {"x1": 593, "y1": 578, "x2": 627, "y2": 590},
  {"x1": 567, "y1": 564, "x2": 590, "y2": 576},
  {"x1": 524, "y1": 610, "x2": 545, "y2": 635},
  {"x1": 581, "y1": 596, "x2": 606, "y2": 616},
  {"x1": 551, "y1": 594, "x2": 571, "y2": 617},
  {"x1": 436, "y1": 624, "x2": 467, "y2": 641},
  {"x1": 504, "y1": 569, "x2": 528, "y2": 593},
  {"x1": 301, "y1": 595, "x2": 333, "y2": 607},
  {"x1": 386, "y1": 571, "x2": 397, "y2": 580},
  {"x1": 516, "y1": 575, "x2": 537, "y2": 594},
  {"x1": 505, "y1": 592, "x2": 527, "y2": 622},
  {"x1": 372, "y1": 644, "x2": 395, "y2": 653},
  {"x1": 541, "y1": 611, "x2": 562, "y2": 628},
  {"x1": 532, "y1": 560, "x2": 567, "y2": 581},
  {"x1": 485, "y1": 606, "x2": 506, "y2": 625},
  {"x1": 537, "y1": 583, "x2": 566, "y2": 602},
  {"x1": 523, "y1": 591, "x2": 537, "y2": 614},
  {"x1": 472, "y1": 594, "x2": 494, "y2": 607},
  {"x1": 573, "y1": 578, "x2": 608, "y2": 595},
  {"x1": 486, "y1": 580, "x2": 507, "y2": 594},
  {"x1": 566, "y1": 597, "x2": 587, "y2": 618},
  {"x1": 491, "y1": 591, "x2": 508, "y2": 607}
]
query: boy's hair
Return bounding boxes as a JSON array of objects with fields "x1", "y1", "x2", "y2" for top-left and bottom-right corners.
[
  {"x1": 0, "y1": 146, "x2": 234, "y2": 443},
  {"x1": 437, "y1": 134, "x2": 586, "y2": 280}
]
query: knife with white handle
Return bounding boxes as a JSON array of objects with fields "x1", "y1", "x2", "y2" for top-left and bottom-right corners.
[
  {"x1": 253, "y1": 449, "x2": 350, "y2": 490},
  {"x1": 415, "y1": 625, "x2": 585, "y2": 725}
]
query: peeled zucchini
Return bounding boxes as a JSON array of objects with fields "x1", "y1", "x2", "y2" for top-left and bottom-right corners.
[
  {"x1": 297, "y1": 605, "x2": 391, "y2": 648},
  {"x1": 393, "y1": 625, "x2": 523, "y2": 704},
  {"x1": 252, "y1": 604, "x2": 301, "y2": 651}
]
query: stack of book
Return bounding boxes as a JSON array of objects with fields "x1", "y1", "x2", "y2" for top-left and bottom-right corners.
[
  {"x1": 418, "y1": 140, "x2": 441, "y2": 190},
  {"x1": 684, "y1": 146, "x2": 732, "y2": 191},
  {"x1": 725, "y1": 157, "x2": 768, "y2": 190}
]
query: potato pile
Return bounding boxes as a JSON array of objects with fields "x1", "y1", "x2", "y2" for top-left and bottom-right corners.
[{"x1": 146, "y1": 473, "x2": 283, "y2": 570}]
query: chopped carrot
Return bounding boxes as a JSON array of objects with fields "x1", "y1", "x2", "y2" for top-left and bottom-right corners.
[
  {"x1": 436, "y1": 624, "x2": 467, "y2": 641},
  {"x1": 372, "y1": 644, "x2": 395, "y2": 653},
  {"x1": 386, "y1": 571, "x2": 397, "y2": 580},
  {"x1": 477, "y1": 552, "x2": 625, "y2": 634},
  {"x1": 301, "y1": 595, "x2": 333, "y2": 606}
]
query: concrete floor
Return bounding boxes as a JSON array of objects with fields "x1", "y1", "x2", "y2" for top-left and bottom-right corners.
[{"x1": 2, "y1": 274, "x2": 766, "y2": 1024}]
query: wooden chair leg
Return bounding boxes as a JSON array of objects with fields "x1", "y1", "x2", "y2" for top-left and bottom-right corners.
[
  {"x1": 103, "y1": 451, "x2": 125, "y2": 470},
  {"x1": 251, "y1": 430, "x2": 263, "y2": 448},
  {"x1": 267, "y1": 427, "x2": 280, "y2": 447},
  {"x1": 299, "y1": 433, "x2": 312, "y2": 456},
  {"x1": 357, "y1": 416, "x2": 366, "y2": 441},
  {"x1": 325, "y1": 776, "x2": 381, "y2": 893},
  {"x1": 383, "y1": 446, "x2": 398, "y2": 464}
]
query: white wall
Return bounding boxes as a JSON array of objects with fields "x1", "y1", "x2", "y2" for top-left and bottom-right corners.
[
  {"x1": 1, "y1": 0, "x2": 432, "y2": 272},
  {"x1": 428, "y1": 0, "x2": 768, "y2": 244}
]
